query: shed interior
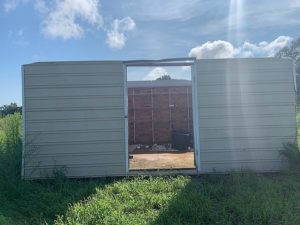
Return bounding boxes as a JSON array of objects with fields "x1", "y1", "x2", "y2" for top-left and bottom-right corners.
[{"x1": 126, "y1": 66, "x2": 196, "y2": 170}]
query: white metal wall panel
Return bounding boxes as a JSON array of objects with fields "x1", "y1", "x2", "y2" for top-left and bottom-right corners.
[
  {"x1": 196, "y1": 58, "x2": 296, "y2": 172},
  {"x1": 23, "y1": 61, "x2": 126, "y2": 178}
]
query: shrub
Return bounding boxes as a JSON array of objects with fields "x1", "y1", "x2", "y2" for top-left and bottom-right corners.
[{"x1": 280, "y1": 142, "x2": 300, "y2": 171}]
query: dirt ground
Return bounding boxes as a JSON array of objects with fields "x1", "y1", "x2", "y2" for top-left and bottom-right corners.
[{"x1": 129, "y1": 151, "x2": 195, "y2": 170}]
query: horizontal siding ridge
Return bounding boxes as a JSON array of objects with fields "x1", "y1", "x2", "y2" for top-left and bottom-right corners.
[
  {"x1": 25, "y1": 84, "x2": 123, "y2": 89},
  {"x1": 26, "y1": 61, "x2": 122, "y2": 66},
  {"x1": 128, "y1": 92, "x2": 192, "y2": 96},
  {"x1": 25, "y1": 72, "x2": 122, "y2": 77},
  {"x1": 26, "y1": 95, "x2": 123, "y2": 100},
  {"x1": 199, "y1": 91, "x2": 295, "y2": 97},
  {"x1": 199, "y1": 113, "x2": 296, "y2": 119},
  {"x1": 199, "y1": 103, "x2": 295, "y2": 108},
  {"x1": 28, "y1": 151, "x2": 124, "y2": 157},
  {"x1": 26, "y1": 106, "x2": 124, "y2": 112},
  {"x1": 25, "y1": 162, "x2": 124, "y2": 169},
  {"x1": 200, "y1": 125, "x2": 295, "y2": 130},
  {"x1": 200, "y1": 148, "x2": 283, "y2": 153},
  {"x1": 27, "y1": 128, "x2": 123, "y2": 135},
  {"x1": 200, "y1": 136, "x2": 295, "y2": 142},
  {"x1": 27, "y1": 140, "x2": 124, "y2": 146},
  {"x1": 198, "y1": 81, "x2": 292, "y2": 86},
  {"x1": 201, "y1": 159, "x2": 282, "y2": 164},
  {"x1": 197, "y1": 68, "x2": 292, "y2": 73},
  {"x1": 27, "y1": 117, "x2": 123, "y2": 122}
]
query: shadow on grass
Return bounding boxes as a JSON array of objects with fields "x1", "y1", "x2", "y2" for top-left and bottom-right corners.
[
  {"x1": 0, "y1": 143, "x2": 117, "y2": 225},
  {"x1": 0, "y1": 175, "x2": 117, "y2": 225},
  {"x1": 149, "y1": 173, "x2": 300, "y2": 225},
  {"x1": 0, "y1": 114, "x2": 119, "y2": 225}
]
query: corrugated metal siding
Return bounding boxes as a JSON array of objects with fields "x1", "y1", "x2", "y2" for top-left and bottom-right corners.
[
  {"x1": 23, "y1": 61, "x2": 126, "y2": 178},
  {"x1": 196, "y1": 58, "x2": 296, "y2": 172}
]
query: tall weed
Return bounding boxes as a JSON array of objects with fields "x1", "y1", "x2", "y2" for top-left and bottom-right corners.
[
  {"x1": 280, "y1": 142, "x2": 300, "y2": 171},
  {"x1": 0, "y1": 113, "x2": 22, "y2": 178}
]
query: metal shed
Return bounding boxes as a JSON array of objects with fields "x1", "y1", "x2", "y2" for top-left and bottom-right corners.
[{"x1": 22, "y1": 58, "x2": 297, "y2": 179}]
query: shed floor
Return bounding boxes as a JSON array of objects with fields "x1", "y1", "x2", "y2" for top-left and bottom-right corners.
[{"x1": 129, "y1": 152, "x2": 195, "y2": 170}]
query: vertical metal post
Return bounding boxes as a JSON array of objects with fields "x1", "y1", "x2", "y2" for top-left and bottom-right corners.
[
  {"x1": 133, "y1": 88, "x2": 136, "y2": 144},
  {"x1": 151, "y1": 88, "x2": 154, "y2": 143},
  {"x1": 191, "y1": 62, "x2": 201, "y2": 172},
  {"x1": 293, "y1": 60, "x2": 297, "y2": 92},
  {"x1": 187, "y1": 86, "x2": 190, "y2": 131},
  {"x1": 123, "y1": 64, "x2": 129, "y2": 173},
  {"x1": 168, "y1": 88, "x2": 172, "y2": 131},
  {"x1": 21, "y1": 65, "x2": 25, "y2": 179}
]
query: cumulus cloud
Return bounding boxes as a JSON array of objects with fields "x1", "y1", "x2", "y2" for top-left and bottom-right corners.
[
  {"x1": 39, "y1": 0, "x2": 103, "y2": 40},
  {"x1": 34, "y1": 0, "x2": 48, "y2": 14},
  {"x1": 189, "y1": 40, "x2": 235, "y2": 59},
  {"x1": 236, "y1": 36, "x2": 293, "y2": 57},
  {"x1": 4, "y1": 0, "x2": 135, "y2": 49},
  {"x1": 144, "y1": 67, "x2": 168, "y2": 80},
  {"x1": 39, "y1": 1, "x2": 135, "y2": 47},
  {"x1": 189, "y1": 36, "x2": 293, "y2": 59},
  {"x1": 106, "y1": 17, "x2": 135, "y2": 49},
  {"x1": 3, "y1": 0, "x2": 28, "y2": 12}
]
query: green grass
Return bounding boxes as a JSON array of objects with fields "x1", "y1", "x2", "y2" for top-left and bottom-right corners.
[
  {"x1": 54, "y1": 174, "x2": 300, "y2": 225},
  {"x1": 1, "y1": 113, "x2": 300, "y2": 225},
  {"x1": 297, "y1": 110, "x2": 300, "y2": 147}
]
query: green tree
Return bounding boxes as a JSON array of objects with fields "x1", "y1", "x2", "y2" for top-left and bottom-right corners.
[
  {"x1": 156, "y1": 74, "x2": 172, "y2": 80},
  {"x1": 275, "y1": 38, "x2": 300, "y2": 75},
  {"x1": 0, "y1": 103, "x2": 22, "y2": 117}
]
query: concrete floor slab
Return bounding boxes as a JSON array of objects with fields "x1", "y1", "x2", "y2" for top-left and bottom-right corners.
[{"x1": 129, "y1": 152, "x2": 195, "y2": 170}]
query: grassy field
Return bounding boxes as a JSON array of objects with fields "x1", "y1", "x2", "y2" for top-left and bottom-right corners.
[
  {"x1": 1, "y1": 113, "x2": 300, "y2": 225},
  {"x1": 297, "y1": 110, "x2": 300, "y2": 147}
]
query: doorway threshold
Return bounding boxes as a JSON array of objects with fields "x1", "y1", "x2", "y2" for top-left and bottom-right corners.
[{"x1": 128, "y1": 168, "x2": 198, "y2": 176}]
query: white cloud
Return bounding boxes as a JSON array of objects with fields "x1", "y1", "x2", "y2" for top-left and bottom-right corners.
[
  {"x1": 189, "y1": 40, "x2": 235, "y2": 59},
  {"x1": 34, "y1": 0, "x2": 48, "y2": 14},
  {"x1": 144, "y1": 67, "x2": 168, "y2": 80},
  {"x1": 37, "y1": 0, "x2": 135, "y2": 48},
  {"x1": 106, "y1": 17, "x2": 135, "y2": 49},
  {"x1": 4, "y1": 0, "x2": 18, "y2": 12},
  {"x1": 3, "y1": 0, "x2": 28, "y2": 12},
  {"x1": 40, "y1": 0, "x2": 103, "y2": 40},
  {"x1": 289, "y1": 0, "x2": 300, "y2": 7},
  {"x1": 236, "y1": 36, "x2": 293, "y2": 57},
  {"x1": 181, "y1": 66, "x2": 191, "y2": 71},
  {"x1": 189, "y1": 36, "x2": 293, "y2": 59},
  {"x1": 8, "y1": 28, "x2": 29, "y2": 46}
]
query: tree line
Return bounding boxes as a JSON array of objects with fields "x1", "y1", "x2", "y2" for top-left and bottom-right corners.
[{"x1": 0, "y1": 103, "x2": 22, "y2": 118}]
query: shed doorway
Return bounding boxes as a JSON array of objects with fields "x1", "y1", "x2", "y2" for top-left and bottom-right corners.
[{"x1": 123, "y1": 58, "x2": 199, "y2": 172}]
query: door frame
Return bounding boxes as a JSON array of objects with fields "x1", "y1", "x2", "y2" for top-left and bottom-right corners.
[{"x1": 123, "y1": 58, "x2": 201, "y2": 174}]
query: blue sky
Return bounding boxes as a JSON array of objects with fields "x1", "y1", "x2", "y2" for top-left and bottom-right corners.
[{"x1": 1, "y1": 0, "x2": 300, "y2": 105}]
